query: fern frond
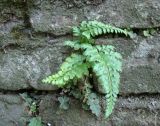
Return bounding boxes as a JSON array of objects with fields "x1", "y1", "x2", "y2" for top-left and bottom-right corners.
[
  {"x1": 81, "y1": 44, "x2": 122, "y2": 118},
  {"x1": 64, "y1": 40, "x2": 81, "y2": 50},
  {"x1": 42, "y1": 54, "x2": 90, "y2": 87},
  {"x1": 96, "y1": 45, "x2": 122, "y2": 118},
  {"x1": 43, "y1": 20, "x2": 126, "y2": 119},
  {"x1": 75, "y1": 21, "x2": 131, "y2": 39}
]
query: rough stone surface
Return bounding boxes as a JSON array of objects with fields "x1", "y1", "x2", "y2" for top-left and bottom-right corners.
[
  {"x1": 1, "y1": 33, "x2": 160, "y2": 93},
  {"x1": 121, "y1": 34, "x2": 160, "y2": 94},
  {"x1": 0, "y1": 94, "x2": 29, "y2": 126},
  {"x1": 0, "y1": 36, "x2": 68, "y2": 90},
  {"x1": 39, "y1": 95, "x2": 111, "y2": 126},
  {"x1": 0, "y1": 0, "x2": 25, "y2": 48},
  {"x1": 39, "y1": 95, "x2": 160, "y2": 126},
  {"x1": 111, "y1": 109, "x2": 160, "y2": 126},
  {"x1": 117, "y1": 95, "x2": 160, "y2": 110},
  {"x1": 95, "y1": 34, "x2": 160, "y2": 94},
  {"x1": 0, "y1": 0, "x2": 25, "y2": 23},
  {"x1": 28, "y1": 0, "x2": 160, "y2": 35},
  {"x1": 0, "y1": 0, "x2": 160, "y2": 125}
]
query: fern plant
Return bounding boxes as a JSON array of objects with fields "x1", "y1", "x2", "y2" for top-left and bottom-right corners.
[{"x1": 43, "y1": 20, "x2": 131, "y2": 118}]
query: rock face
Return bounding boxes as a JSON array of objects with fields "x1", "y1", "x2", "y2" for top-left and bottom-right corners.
[
  {"x1": 0, "y1": 0, "x2": 160, "y2": 125},
  {"x1": 0, "y1": 36, "x2": 68, "y2": 90},
  {"x1": 0, "y1": 33, "x2": 160, "y2": 93},
  {"x1": 96, "y1": 35, "x2": 160, "y2": 94},
  {"x1": 28, "y1": 0, "x2": 160, "y2": 35},
  {"x1": 121, "y1": 35, "x2": 160, "y2": 94},
  {"x1": 0, "y1": 0, "x2": 25, "y2": 40},
  {"x1": 0, "y1": 94, "x2": 29, "y2": 126},
  {"x1": 39, "y1": 95, "x2": 160, "y2": 126}
]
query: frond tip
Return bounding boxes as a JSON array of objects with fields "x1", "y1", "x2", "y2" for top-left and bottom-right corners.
[{"x1": 73, "y1": 20, "x2": 131, "y2": 39}]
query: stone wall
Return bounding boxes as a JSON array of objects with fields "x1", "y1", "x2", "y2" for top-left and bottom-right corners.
[{"x1": 0, "y1": 0, "x2": 160, "y2": 125}]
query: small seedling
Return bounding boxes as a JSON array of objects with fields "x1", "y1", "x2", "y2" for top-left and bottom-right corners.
[
  {"x1": 20, "y1": 93, "x2": 37, "y2": 115},
  {"x1": 28, "y1": 117, "x2": 42, "y2": 126},
  {"x1": 58, "y1": 96, "x2": 70, "y2": 110}
]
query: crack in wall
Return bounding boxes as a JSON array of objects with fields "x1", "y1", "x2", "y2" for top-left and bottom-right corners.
[{"x1": 0, "y1": 89, "x2": 160, "y2": 97}]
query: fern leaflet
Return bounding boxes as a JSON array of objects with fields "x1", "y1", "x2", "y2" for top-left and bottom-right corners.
[
  {"x1": 64, "y1": 40, "x2": 81, "y2": 50},
  {"x1": 80, "y1": 43, "x2": 122, "y2": 118},
  {"x1": 42, "y1": 54, "x2": 90, "y2": 87},
  {"x1": 73, "y1": 21, "x2": 131, "y2": 39}
]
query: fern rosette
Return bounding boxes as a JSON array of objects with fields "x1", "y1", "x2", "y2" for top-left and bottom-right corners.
[{"x1": 43, "y1": 21, "x2": 131, "y2": 118}]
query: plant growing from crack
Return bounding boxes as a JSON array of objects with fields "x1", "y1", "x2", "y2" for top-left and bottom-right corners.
[
  {"x1": 20, "y1": 93, "x2": 37, "y2": 115},
  {"x1": 43, "y1": 20, "x2": 132, "y2": 118},
  {"x1": 20, "y1": 93, "x2": 43, "y2": 126},
  {"x1": 143, "y1": 28, "x2": 157, "y2": 37}
]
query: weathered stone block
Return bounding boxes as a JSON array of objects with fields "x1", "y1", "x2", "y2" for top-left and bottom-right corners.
[
  {"x1": 121, "y1": 34, "x2": 160, "y2": 94},
  {"x1": 39, "y1": 95, "x2": 111, "y2": 126},
  {"x1": 39, "y1": 95, "x2": 160, "y2": 126},
  {"x1": 0, "y1": 94, "x2": 29, "y2": 126},
  {"x1": 96, "y1": 34, "x2": 160, "y2": 94},
  {"x1": 0, "y1": 37, "x2": 68, "y2": 90},
  {"x1": 28, "y1": 0, "x2": 160, "y2": 35},
  {"x1": 0, "y1": 0, "x2": 25, "y2": 48},
  {"x1": 1, "y1": 33, "x2": 160, "y2": 94},
  {"x1": 0, "y1": 0, "x2": 25, "y2": 23}
]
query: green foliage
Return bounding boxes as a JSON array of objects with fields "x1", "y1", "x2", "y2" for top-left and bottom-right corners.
[
  {"x1": 20, "y1": 93, "x2": 37, "y2": 114},
  {"x1": 29, "y1": 117, "x2": 42, "y2": 126},
  {"x1": 87, "y1": 93, "x2": 101, "y2": 117},
  {"x1": 30, "y1": 102, "x2": 37, "y2": 113},
  {"x1": 82, "y1": 44, "x2": 122, "y2": 117},
  {"x1": 143, "y1": 28, "x2": 157, "y2": 37},
  {"x1": 58, "y1": 96, "x2": 70, "y2": 110},
  {"x1": 143, "y1": 30, "x2": 151, "y2": 37},
  {"x1": 42, "y1": 54, "x2": 89, "y2": 87},
  {"x1": 43, "y1": 20, "x2": 131, "y2": 118},
  {"x1": 73, "y1": 20, "x2": 131, "y2": 39}
]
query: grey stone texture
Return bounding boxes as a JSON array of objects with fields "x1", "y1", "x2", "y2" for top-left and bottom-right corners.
[
  {"x1": 0, "y1": 94, "x2": 29, "y2": 126},
  {"x1": 0, "y1": 0, "x2": 160, "y2": 125},
  {"x1": 39, "y1": 95, "x2": 160, "y2": 126},
  {"x1": 0, "y1": 34, "x2": 160, "y2": 93},
  {"x1": 28, "y1": 0, "x2": 160, "y2": 35},
  {"x1": 96, "y1": 34, "x2": 160, "y2": 94},
  {"x1": 0, "y1": 36, "x2": 68, "y2": 90},
  {"x1": 0, "y1": 0, "x2": 25, "y2": 45}
]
